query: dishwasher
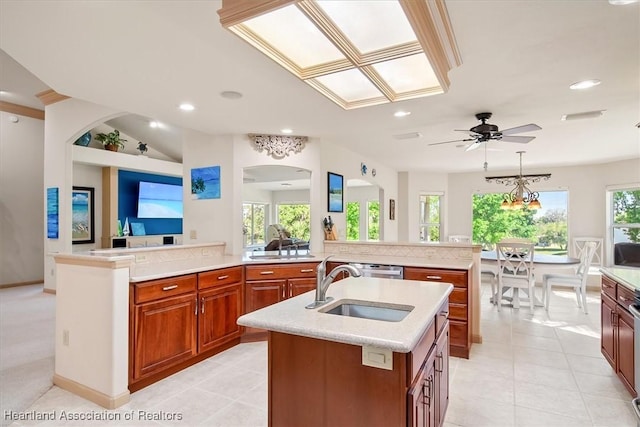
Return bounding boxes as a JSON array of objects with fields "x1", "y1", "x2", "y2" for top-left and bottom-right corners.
[{"x1": 349, "y1": 263, "x2": 404, "y2": 279}]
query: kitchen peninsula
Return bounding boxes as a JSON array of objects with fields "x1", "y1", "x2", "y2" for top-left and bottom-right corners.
[
  {"x1": 52, "y1": 240, "x2": 480, "y2": 410},
  {"x1": 237, "y1": 277, "x2": 453, "y2": 427}
]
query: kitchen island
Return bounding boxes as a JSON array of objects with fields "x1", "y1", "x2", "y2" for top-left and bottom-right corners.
[{"x1": 237, "y1": 276, "x2": 453, "y2": 427}]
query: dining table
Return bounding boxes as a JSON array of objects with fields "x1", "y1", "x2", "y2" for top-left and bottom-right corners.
[{"x1": 481, "y1": 250, "x2": 580, "y2": 308}]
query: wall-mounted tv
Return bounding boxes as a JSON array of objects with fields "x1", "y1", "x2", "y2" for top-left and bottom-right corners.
[{"x1": 137, "y1": 181, "x2": 183, "y2": 219}]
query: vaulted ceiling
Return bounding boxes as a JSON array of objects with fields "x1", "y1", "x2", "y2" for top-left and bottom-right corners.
[{"x1": 1, "y1": 1, "x2": 638, "y2": 173}]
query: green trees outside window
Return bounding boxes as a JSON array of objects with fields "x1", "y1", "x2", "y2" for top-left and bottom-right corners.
[
  {"x1": 472, "y1": 191, "x2": 568, "y2": 254},
  {"x1": 277, "y1": 204, "x2": 310, "y2": 241},
  {"x1": 612, "y1": 189, "x2": 640, "y2": 243},
  {"x1": 243, "y1": 203, "x2": 266, "y2": 247},
  {"x1": 367, "y1": 201, "x2": 379, "y2": 240},
  {"x1": 346, "y1": 202, "x2": 360, "y2": 241}
]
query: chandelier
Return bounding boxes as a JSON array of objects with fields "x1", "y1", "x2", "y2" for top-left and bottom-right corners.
[{"x1": 485, "y1": 151, "x2": 551, "y2": 210}]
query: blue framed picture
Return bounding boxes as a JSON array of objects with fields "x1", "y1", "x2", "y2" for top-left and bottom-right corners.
[
  {"x1": 47, "y1": 187, "x2": 59, "y2": 239},
  {"x1": 72, "y1": 186, "x2": 95, "y2": 244},
  {"x1": 191, "y1": 166, "x2": 221, "y2": 200},
  {"x1": 328, "y1": 172, "x2": 343, "y2": 213}
]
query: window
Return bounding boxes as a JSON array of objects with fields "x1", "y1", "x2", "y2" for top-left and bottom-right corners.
[
  {"x1": 277, "y1": 203, "x2": 311, "y2": 241},
  {"x1": 346, "y1": 202, "x2": 360, "y2": 241},
  {"x1": 472, "y1": 190, "x2": 568, "y2": 253},
  {"x1": 610, "y1": 188, "x2": 640, "y2": 265},
  {"x1": 419, "y1": 194, "x2": 442, "y2": 242},
  {"x1": 243, "y1": 203, "x2": 267, "y2": 247},
  {"x1": 367, "y1": 200, "x2": 380, "y2": 240}
]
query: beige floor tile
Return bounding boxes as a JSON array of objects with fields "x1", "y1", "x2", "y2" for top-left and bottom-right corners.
[
  {"x1": 514, "y1": 381, "x2": 590, "y2": 420},
  {"x1": 146, "y1": 386, "x2": 234, "y2": 426},
  {"x1": 445, "y1": 395, "x2": 516, "y2": 427},
  {"x1": 513, "y1": 346, "x2": 570, "y2": 370},
  {"x1": 199, "y1": 401, "x2": 266, "y2": 427},
  {"x1": 573, "y1": 371, "x2": 634, "y2": 400},
  {"x1": 582, "y1": 394, "x2": 637, "y2": 427},
  {"x1": 450, "y1": 366, "x2": 515, "y2": 405},
  {"x1": 514, "y1": 361, "x2": 578, "y2": 391},
  {"x1": 195, "y1": 367, "x2": 265, "y2": 401},
  {"x1": 565, "y1": 353, "x2": 616, "y2": 377},
  {"x1": 515, "y1": 405, "x2": 592, "y2": 426},
  {"x1": 512, "y1": 332, "x2": 563, "y2": 352}
]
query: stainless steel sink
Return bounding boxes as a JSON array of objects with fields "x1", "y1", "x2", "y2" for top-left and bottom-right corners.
[{"x1": 320, "y1": 299, "x2": 413, "y2": 322}]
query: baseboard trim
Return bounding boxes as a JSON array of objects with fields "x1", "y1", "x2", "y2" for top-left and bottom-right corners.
[
  {"x1": 53, "y1": 374, "x2": 129, "y2": 409},
  {"x1": 472, "y1": 333, "x2": 482, "y2": 344},
  {"x1": 43, "y1": 288, "x2": 56, "y2": 295},
  {"x1": 0, "y1": 280, "x2": 44, "y2": 289}
]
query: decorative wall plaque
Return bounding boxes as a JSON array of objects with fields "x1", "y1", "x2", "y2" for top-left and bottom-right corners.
[{"x1": 249, "y1": 134, "x2": 308, "y2": 159}]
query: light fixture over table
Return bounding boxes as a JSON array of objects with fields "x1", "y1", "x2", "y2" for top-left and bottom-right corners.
[
  {"x1": 485, "y1": 151, "x2": 551, "y2": 210},
  {"x1": 217, "y1": 0, "x2": 462, "y2": 109}
]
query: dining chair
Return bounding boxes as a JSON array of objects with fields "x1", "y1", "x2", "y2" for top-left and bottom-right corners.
[
  {"x1": 572, "y1": 237, "x2": 603, "y2": 266},
  {"x1": 495, "y1": 241, "x2": 536, "y2": 312},
  {"x1": 542, "y1": 241, "x2": 597, "y2": 314}
]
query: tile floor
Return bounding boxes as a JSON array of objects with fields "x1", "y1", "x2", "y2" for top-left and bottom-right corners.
[{"x1": 2, "y1": 282, "x2": 637, "y2": 427}]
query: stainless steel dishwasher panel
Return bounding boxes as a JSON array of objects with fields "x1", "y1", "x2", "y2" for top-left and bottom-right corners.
[{"x1": 349, "y1": 263, "x2": 404, "y2": 279}]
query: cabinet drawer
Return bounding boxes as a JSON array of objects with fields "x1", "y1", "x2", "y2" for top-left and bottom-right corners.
[
  {"x1": 601, "y1": 276, "x2": 616, "y2": 300},
  {"x1": 449, "y1": 320, "x2": 468, "y2": 348},
  {"x1": 133, "y1": 274, "x2": 197, "y2": 304},
  {"x1": 617, "y1": 283, "x2": 635, "y2": 312},
  {"x1": 409, "y1": 320, "x2": 435, "y2": 382},
  {"x1": 448, "y1": 303, "x2": 467, "y2": 321},
  {"x1": 449, "y1": 288, "x2": 468, "y2": 305},
  {"x1": 404, "y1": 267, "x2": 468, "y2": 288},
  {"x1": 245, "y1": 262, "x2": 318, "y2": 280},
  {"x1": 199, "y1": 266, "x2": 243, "y2": 290}
]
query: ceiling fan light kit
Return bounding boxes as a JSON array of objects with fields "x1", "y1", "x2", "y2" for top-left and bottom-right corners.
[{"x1": 485, "y1": 151, "x2": 551, "y2": 210}]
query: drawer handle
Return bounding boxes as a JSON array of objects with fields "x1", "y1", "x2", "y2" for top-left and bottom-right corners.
[
  {"x1": 603, "y1": 283, "x2": 612, "y2": 288},
  {"x1": 440, "y1": 311, "x2": 450, "y2": 317},
  {"x1": 260, "y1": 271, "x2": 274, "y2": 275},
  {"x1": 426, "y1": 275, "x2": 442, "y2": 280},
  {"x1": 300, "y1": 269, "x2": 313, "y2": 273},
  {"x1": 162, "y1": 285, "x2": 178, "y2": 291},
  {"x1": 217, "y1": 275, "x2": 229, "y2": 280},
  {"x1": 620, "y1": 296, "x2": 631, "y2": 302}
]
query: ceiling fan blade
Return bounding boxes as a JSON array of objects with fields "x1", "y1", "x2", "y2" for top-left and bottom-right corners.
[
  {"x1": 454, "y1": 129, "x2": 482, "y2": 137},
  {"x1": 500, "y1": 135, "x2": 536, "y2": 144},
  {"x1": 465, "y1": 142, "x2": 482, "y2": 151},
  {"x1": 500, "y1": 123, "x2": 541, "y2": 135},
  {"x1": 428, "y1": 138, "x2": 475, "y2": 146}
]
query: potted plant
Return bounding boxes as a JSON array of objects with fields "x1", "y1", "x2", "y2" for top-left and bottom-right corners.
[{"x1": 95, "y1": 129, "x2": 127, "y2": 152}]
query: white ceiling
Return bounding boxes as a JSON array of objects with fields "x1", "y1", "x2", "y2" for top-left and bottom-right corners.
[{"x1": 0, "y1": 1, "x2": 638, "y2": 174}]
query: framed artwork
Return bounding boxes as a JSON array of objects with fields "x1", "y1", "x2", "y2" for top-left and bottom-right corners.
[
  {"x1": 327, "y1": 172, "x2": 344, "y2": 213},
  {"x1": 46, "y1": 187, "x2": 59, "y2": 239},
  {"x1": 389, "y1": 198, "x2": 396, "y2": 221},
  {"x1": 191, "y1": 165, "x2": 221, "y2": 200},
  {"x1": 72, "y1": 186, "x2": 95, "y2": 244}
]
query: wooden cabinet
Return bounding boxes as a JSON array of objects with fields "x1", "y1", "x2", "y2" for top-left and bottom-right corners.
[
  {"x1": 600, "y1": 275, "x2": 636, "y2": 396},
  {"x1": 404, "y1": 267, "x2": 470, "y2": 358},
  {"x1": 244, "y1": 262, "x2": 318, "y2": 336},
  {"x1": 269, "y1": 298, "x2": 450, "y2": 427},
  {"x1": 130, "y1": 266, "x2": 243, "y2": 390}
]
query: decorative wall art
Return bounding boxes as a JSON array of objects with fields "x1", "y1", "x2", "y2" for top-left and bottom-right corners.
[
  {"x1": 249, "y1": 133, "x2": 308, "y2": 159},
  {"x1": 191, "y1": 166, "x2": 221, "y2": 200},
  {"x1": 46, "y1": 187, "x2": 59, "y2": 239},
  {"x1": 390, "y1": 199, "x2": 396, "y2": 221},
  {"x1": 327, "y1": 172, "x2": 344, "y2": 213},
  {"x1": 72, "y1": 186, "x2": 95, "y2": 244}
]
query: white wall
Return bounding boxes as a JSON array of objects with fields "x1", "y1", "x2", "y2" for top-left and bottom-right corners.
[
  {"x1": 319, "y1": 139, "x2": 398, "y2": 241},
  {"x1": 71, "y1": 163, "x2": 103, "y2": 252},
  {"x1": 446, "y1": 158, "x2": 640, "y2": 263},
  {"x1": 0, "y1": 111, "x2": 44, "y2": 286}
]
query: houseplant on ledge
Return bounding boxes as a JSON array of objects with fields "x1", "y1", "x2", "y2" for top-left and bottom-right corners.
[{"x1": 95, "y1": 129, "x2": 127, "y2": 152}]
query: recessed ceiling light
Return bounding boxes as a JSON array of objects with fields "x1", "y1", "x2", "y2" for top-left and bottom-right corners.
[
  {"x1": 394, "y1": 111, "x2": 411, "y2": 117},
  {"x1": 569, "y1": 79, "x2": 601, "y2": 90},
  {"x1": 149, "y1": 121, "x2": 159, "y2": 128},
  {"x1": 179, "y1": 103, "x2": 195, "y2": 111},
  {"x1": 281, "y1": 128, "x2": 293, "y2": 134},
  {"x1": 220, "y1": 90, "x2": 243, "y2": 100},
  {"x1": 608, "y1": 0, "x2": 638, "y2": 5}
]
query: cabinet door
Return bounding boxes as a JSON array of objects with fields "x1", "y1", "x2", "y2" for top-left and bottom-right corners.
[
  {"x1": 408, "y1": 352, "x2": 436, "y2": 427},
  {"x1": 133, "y1": 293, "x2": 197, "y2": 380},
  {"x1": 288, "y1": 277, "x2": 316, "y2": 297},
  {"x1": 617, "y1": 307, "x2": 635, "y2": 392},
  {"x1": 435, "y1": 323, "x2": 450, "y2": 426},
  {"x1": 199, "y1": 283, "x2": 243, "y2": 353},
  {"x1": 245, "y1": 280, "x2": 287, "y2": 313},
  {"x1": 601, "y1": 293, "x2": 616, "y2": 368}
]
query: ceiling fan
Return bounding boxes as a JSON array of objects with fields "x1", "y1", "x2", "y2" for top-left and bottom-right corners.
[{"x1": 429, "y1": 112, "x2": 541, "y2": 151}]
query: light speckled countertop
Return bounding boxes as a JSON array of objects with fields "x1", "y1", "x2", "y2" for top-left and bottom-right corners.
[
  {"x1": 126, "y1": 252, "x2": 473, "y2": 282},
  {"x1": 600, "y1": 267, "x2": 640, "y2": 291},
  {"x1": 236, "y1": 276, "x2": 453, "y2": 353}
]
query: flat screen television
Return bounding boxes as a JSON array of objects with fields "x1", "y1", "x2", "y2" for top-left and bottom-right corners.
[{"x1": 137, "y1": 181, "x2": 183, "y2": 219}]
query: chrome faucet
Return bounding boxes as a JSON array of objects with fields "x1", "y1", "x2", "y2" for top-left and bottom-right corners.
[{"x1": 306, "y1": 255, "x2": 362, "y2": 309}]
